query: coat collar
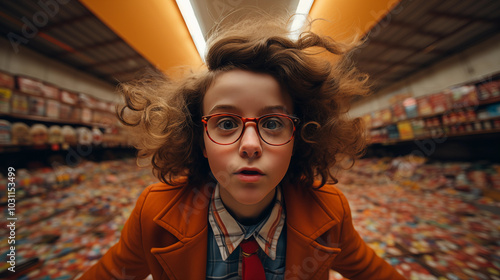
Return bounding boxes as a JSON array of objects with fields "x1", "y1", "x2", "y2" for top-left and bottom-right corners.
[{"x1": 150, "y1": 181, "x2": 341, "y2": 279}]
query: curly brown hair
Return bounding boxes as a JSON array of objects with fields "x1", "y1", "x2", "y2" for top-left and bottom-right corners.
[{"x1": 117, "y1": 16, "x2": 369, "y2": 189}]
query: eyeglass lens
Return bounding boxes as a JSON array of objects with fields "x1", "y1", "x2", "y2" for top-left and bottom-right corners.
[{"x1": 206, "y1": 115, "x2": 294, "y2": 145}]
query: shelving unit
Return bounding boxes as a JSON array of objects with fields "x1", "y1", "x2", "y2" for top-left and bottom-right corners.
[{"x1": 365, "y1": 73, "x2": 500, "y2": 148}]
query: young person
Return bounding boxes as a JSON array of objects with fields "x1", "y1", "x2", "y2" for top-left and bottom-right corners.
[{"x1": 79, "y1": 16, "x2": 405, "y2": 280}]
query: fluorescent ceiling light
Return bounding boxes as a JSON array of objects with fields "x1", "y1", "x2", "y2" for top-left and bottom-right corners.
[
  {"x1": 176, "y1": 0, "x2": 206, "y2": 62},
  {"x1": 290, "y1": 0, "x2": 315, "y2": 40}
]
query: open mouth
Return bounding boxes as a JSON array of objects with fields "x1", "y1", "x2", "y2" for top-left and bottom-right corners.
[
  {"x1": 239, "y1": 170, "x2": 263, "y2": 175},
  {"x1": 235, "y1": 168, "x2": 264, "y2": 182}
]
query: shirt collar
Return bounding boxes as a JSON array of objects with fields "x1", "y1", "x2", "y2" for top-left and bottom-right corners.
[{"x1": 208, "y1": 183, "x2": 286, "y2": 260}]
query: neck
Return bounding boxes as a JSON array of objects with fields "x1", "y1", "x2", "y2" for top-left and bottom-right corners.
[{"x1": 219, "y1": 187, "x2": 276, "y2": 225}]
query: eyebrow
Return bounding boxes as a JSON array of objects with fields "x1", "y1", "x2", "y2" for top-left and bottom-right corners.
[{"x1": 208, "y1": 105, "x2": 290, "y2": 115}]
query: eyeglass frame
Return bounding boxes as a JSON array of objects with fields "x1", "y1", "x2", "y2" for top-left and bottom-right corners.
[{"x1": 201, "y1": 113, "x2": 300, "y2": 146}]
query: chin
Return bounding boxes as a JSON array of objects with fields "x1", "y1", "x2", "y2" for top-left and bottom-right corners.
[
  {"x1": 234, "y1": 191, "x2": 268, "y2": 206},
  {"x1": 235, "y1": 196, "x2": 265, "y2": 206}
]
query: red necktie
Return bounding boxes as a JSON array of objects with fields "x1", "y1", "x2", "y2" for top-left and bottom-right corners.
[{"x1": 240, "y1": 237, "x2": 266, "y2": 280}]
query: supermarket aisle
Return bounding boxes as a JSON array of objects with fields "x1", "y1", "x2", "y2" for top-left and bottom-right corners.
[
  {"x1": 2, "y1": 157, "x2": 500, "y2": 279},
  {"x1": 0, "y1": 159, "x2": 157, "y2": 279},
  {"x1": 333, "y1": 157, "x2": 500, "y2": 280}
]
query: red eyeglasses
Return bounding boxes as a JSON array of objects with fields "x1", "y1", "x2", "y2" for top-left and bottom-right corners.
[{"x1": 201, "y1": 113, "x2": 300, "y2": 146}]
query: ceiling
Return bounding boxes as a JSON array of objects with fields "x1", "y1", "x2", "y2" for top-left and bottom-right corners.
[
  {"x1": 353, "y1": 0, "x2": 500, "y2": 92},
  {"x1": 190, "y1": 0, "x2": 300, "y2": 39},
  {"x1": 0, "y1": 0, "x2": 154, "y2": 84},
  {"x1": 0, "y1": 0, "x2": 499, "y2": 93}
]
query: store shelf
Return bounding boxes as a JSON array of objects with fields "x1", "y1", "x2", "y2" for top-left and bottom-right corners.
[
  {"x1": 0, "y1": 112, "x2": 116, "y2": 128},
  {"x1": 370, "y1": 128, "x2": 500, "y2": 145}
]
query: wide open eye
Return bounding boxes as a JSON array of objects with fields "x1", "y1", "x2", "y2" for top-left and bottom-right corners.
[
  {"x1": 216, "y1": 117, "x2": 240, "y2": 130},
  {"x1": 261, "y1": 117, "x2": 285, "y2": 131}
]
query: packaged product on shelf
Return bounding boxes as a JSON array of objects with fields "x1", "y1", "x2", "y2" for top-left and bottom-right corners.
[
  {"x1": 403, "y1": 97, "x2": 418, "y2": 118},
  {"x1": 0, "y1": 120, "x2": 11, "y2": 145},
  {"x1": 477, "y1": 79, "x2": 500, "y2": 100},
  {"x1": 0, "y1": 87, "x2": 11, "y2": 113},
  {"x1": 411, "y1": 119, "x2": 426, "y2": 137},
  {"x1": 16, "y1": 76, "x2": 44, "y2": 96},
  {"x1": 429, "y1": 91, "x2": 451, "y2": 114},
  {"x1": 381, "y1": 108, "x2": 392, "y2": 125},
  {"x1": 59, "y1": 103, "x2": 72, "y2": 120},
  {"x1": 61, "y1": 125, "x2": 77, "y2": 146},
  {"x1": 447, "y1": 85, "x2": 479, "y2": 108},
  {"x1": 11, "y1": 91, "x2": 29, "y2": 114},
  {"x1": 76, "y1": 127, "x2": 92, "y2": 145},
  {"x1": 465, "y1": 108, "x2": 476, "y2": 121},
  {"x1": 486, "y1": 103, "x2": 500, "y2": 117},
  {"x1": 372, "y1": 110, "x2": 384, "y2": 127},
  {"x1": 91, "y1": 127, "x2": 103, "y2": 145},
  {"x1": 392, "y1": 102, "x2": 406, "y2": 122},
  {"x1": 78, "y1": 93, "x2": 97, "y2": 109},
  {"x1": 81, "y1": 107, "x2": 92, "y2": 123},
  {"x1": 28, "y1": 96, "x2": 46, "y2": 116},
  {"x1": 0, "y1": 70, "x2": 15, "y2": 89},
  {"x1": 457, "y1": 110, "x2": 467, "y2": 123},
  {"x1": 11, "y1": 122, "x2": 31, "y2": 145},
  {"x1": 417, "y1": 96, "x2": 433, "y2": 116},
  {"x1": 41, "y1": 82, "x2": 60, "y2": 100},
  {"x1": 387, "y1": 124, "x2": 399, "y2": 140},
  {"x1": 30, "y1": 124, "x2": 49, "y2": 145},
  {"x1": 60, "y1": 90, "x2": 81, "y2": 121},
  {"x1": 48, "y1": 125, "x2": 64, "y2": 145},
  {"x1": 397, "y1": 120, "x2": 414, "y2": 140},
  {"x1": 45, "y1": 99, "x2": 60, "y2": 119},
  {"x1": 60, "y1": 90, "x2": 79, "y2": 105}
]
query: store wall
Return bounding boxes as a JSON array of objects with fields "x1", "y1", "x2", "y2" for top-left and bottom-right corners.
[
  {"x1": 0, "y1": 37, "x2": 118, "y2": 102},
  {"x1": 350, "y1": 33, "x2": 500, "y2": 118}
]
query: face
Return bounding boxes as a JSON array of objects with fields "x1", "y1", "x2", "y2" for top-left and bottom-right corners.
[{"x1": 202, "y1": 69, "x2": 295, "y2": 210}]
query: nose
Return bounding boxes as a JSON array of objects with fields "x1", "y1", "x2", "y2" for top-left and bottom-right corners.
[{"x1": 239, "y1": 123, "x2": 262, "y2": 159}]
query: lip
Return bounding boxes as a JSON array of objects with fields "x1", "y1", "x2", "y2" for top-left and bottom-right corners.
[
  {"x1": 235, "y1": 167, "x2": 264, "y2": 183},
  {"x1": 235, "y1": 167, "x2": 264, "y2": 175}
]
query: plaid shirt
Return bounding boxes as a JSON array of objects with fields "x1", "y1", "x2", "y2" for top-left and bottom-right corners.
[{"x1": 207, "y1": 184, "x2": 286, "y2": 279}]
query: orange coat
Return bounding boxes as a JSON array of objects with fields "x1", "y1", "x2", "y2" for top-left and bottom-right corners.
[{"x1": 79, "y1": 181, "x2": 405, "y2": 279}]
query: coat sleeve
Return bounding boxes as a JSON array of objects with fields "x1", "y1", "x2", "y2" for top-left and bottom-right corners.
[
  {"x1": 77, "y1": 186, "x2": 152, "y2": 280},
  {"x1": 331, "y1": 192, "x2": 406, "y2": 280}
]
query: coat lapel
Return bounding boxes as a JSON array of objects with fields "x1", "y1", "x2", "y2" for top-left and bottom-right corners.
[
  {"x1": 151, "y1": 182, "x2": 215, "y2": 280},
  {"x1": 284, "y1": 183, "x2": 343, "y2": 279}
]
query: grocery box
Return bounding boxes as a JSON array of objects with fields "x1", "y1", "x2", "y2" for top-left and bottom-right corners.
[
  {"x1": 0, "y1": 87, "x2": 12, "y2": 113},
  {"x1": 60, "y1": 90, "x2": 79, "y2": 105},
  {"x1": 403, "y1": 97, "x2": 418, "y2": 119},
  {"x1": 391, "y1": 102, "x2": 406, "y2": 122},
  {"x1": 11, "y1": 91, "x2": 29, "y2": 114},
  {"x1": 0, "y1": 70, "x2": 15, "y2": 89},
  {"x1": 28, "y1": 95, "x2": 46, "y2": 116},
  {"x1": 429, "y1": 91, "x2": 451, "y2": 114},
  {"x1": 417, "y1": 96, "x2": 433, "y2": 116},
  {"x1": 397, "y1": 120, "x2": 414, "y2": 140},
  {"x1": 46, "y1": 99, "x2": 60, "y2": 119},
  {"x1": 16, "y1": 75, "x2": 44, "y2": 96},
  {"x1": 41, "y1": 82, "x2": 60, "y2": 100}
]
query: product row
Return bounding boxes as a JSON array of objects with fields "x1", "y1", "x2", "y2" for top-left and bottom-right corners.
[
  {"x1": 0, "y1": 71, "x2": 118, "y2": 127},
  {"x1": 363, "y1": 75, "x2": 500, "y2": 130},
  {"x1": 370, "y1": 114, "x2": 500, "y2": 143},
  {"x1": 0, "y1": 120, "x2": 130, "y2": 150}
]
